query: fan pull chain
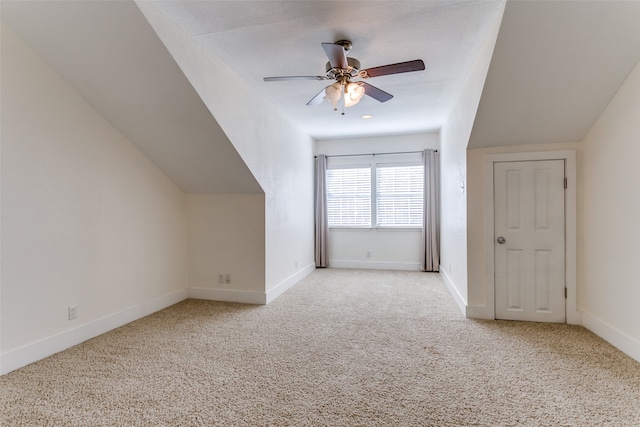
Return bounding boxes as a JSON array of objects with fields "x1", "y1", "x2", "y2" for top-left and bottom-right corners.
[{"x1": 341, "y1": 80, "x2": 346, "y2": 115}]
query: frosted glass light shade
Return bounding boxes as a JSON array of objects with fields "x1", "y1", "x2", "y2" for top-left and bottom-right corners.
[
  {"x1": 324, "y1": 82, "x2": 342, "y2": 107},
  {"x1": 324, "y1": 81, "x2": 365, "y2": 109},
  {"x1": 344, "y1": 82, "x2": 365, "y2": 107}
]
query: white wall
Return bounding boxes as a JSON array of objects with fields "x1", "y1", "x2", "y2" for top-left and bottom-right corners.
[
  {"x1": 439, "y1": 4, "x2": 504, "y2": 310},
  {"x1": 137, "y1": 2, "x2": 316, "y2": 295},
  {"x1": 1, "y1": 26, "x2": 188, "y2": 373},
  {"x1": 316, "y1": 133, "x2": 438, "y2": 270},
  {"x1": 580, "y1": 59, "x2": 640, "y2": 362},
  {"x1": 187, "y1": 194, "x2": 265, "y2": 302}
]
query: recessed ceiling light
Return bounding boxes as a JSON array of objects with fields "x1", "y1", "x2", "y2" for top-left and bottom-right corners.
[{"x1": 361, "y1": 114, "x2": 373, "y2": 119}]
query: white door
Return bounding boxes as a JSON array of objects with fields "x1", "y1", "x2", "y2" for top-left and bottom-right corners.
[{"x1": 494, "y1": 160, "x2": 565, "y2": 323}]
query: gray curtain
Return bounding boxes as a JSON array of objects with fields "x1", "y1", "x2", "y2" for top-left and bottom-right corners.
[
  {"x1": 315, "y1": 155, "x2": 329, "y2": 267},
  {"x1": 421, "y1": 149, "x2": 440, "y2": 272}
]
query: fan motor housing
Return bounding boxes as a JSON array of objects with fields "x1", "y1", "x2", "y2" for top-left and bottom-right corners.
[{"x1": 326, "y1": 57, "x2": 361, "y2": 79}]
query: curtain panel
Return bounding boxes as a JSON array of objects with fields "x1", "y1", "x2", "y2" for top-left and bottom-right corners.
[
  {"x1": 314, "y1": 155, "x2": 329, "y2": 267},
  {"x1": 421, "y1": 149, "x2": 440, "y2": 272}
]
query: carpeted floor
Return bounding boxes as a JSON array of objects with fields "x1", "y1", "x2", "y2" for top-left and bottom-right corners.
[{"x1": 2, "y1": 268, "x2": 640, "y2": 426}]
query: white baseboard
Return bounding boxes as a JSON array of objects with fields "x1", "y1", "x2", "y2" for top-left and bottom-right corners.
[
  {"x1": 189, "y1": 263, "x2": 316, "y2": 305},
  {"x1": 465, "y1": 305, "x2": 495, "y2": 320},
  {"x1": 329, "y1": 260, "x2": 421, "y2": 271},
  {"x1": 188, "y1": 287, "x2": 266, "y2": 304},
  {"x1": 0, "y1": 289, "x2": 188, "y2": 375},
  {"x1": 582, "y1": 312, "x2": 640, "y2": 364},
  {"x1": 439, "y1": 267, "x2": 466, "y2": 316},
  {"x1": 266, "y1": 262, "x2": 315, "y2": 304}
]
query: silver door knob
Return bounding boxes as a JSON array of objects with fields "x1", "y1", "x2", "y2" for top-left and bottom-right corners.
[{"x1": 497, "y1": 236, "x2": 506, "y2": 244}]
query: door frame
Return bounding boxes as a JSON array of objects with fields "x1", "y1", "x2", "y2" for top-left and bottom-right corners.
[{"x1": 484, "y1": 150, "x2": 580, "y2": 325}]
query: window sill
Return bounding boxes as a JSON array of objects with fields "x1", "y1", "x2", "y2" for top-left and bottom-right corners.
[
  {"x1": 328, "y1": 226, "x2": 422, "y2": 232},
  {"x1": 375, "y1": 226, "x2": 422, "y2": 232},
  {"x1": 328, "y1": 226, "x2": 372, "y2": 231}
]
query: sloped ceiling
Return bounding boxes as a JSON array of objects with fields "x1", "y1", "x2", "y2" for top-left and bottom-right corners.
[
  {"x1": 1, "y1": 0, "x2": 263, "y2": 194},
  {"x1": 469, "y1": 0, "x2": 640, "y2": 148},
  {"x1": 4, "y1": 0, "x2": 636, "y2": 186}
]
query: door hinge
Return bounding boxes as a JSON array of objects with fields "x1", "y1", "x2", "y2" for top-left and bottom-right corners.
[
  {"x1": 565, "y1": 287, "x2": 568, "y2": 298},
  {"x1": 564, "y1": 177, "x2": 568, "y2": 189}
]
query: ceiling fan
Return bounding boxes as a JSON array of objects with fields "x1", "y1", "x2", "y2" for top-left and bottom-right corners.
[{"x1": 263, "y1": 40, "x2": 425, "y2": 114}]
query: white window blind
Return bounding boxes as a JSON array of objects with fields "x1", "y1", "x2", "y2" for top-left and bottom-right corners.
[
  {"x1": 376, "y1": 165, "x2": 423, "y2": 227},
  {"x1": 326, "y1": 167, "x2": 371, "y2": 227}
]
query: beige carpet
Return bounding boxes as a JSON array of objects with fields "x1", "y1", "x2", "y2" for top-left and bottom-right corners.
[{"x1": 2, "y1": 269, "x2": 640, "y2": 426}]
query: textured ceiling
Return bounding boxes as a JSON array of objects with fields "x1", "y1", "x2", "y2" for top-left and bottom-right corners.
[
  {"x1": 150, "y1": 0, "x2": 505, "y2": 139},
  {"x1": 4, "y1": 0, "x2": 637, "y2": 165}
]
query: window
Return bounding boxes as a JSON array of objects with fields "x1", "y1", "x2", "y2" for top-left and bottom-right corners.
[
  {"x1": 326, "y1": 167, "x2": 371, "y2": 227},
  {"x1": 376, "y1": 165, "x2": 423, "y2": 227},
  {"x1": 326, "y1": 160, "x2": 423, "y2": 228}
]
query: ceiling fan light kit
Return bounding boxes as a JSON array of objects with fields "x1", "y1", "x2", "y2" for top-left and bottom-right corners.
[
  {"x1": 325, "y1": 79, "x2": 365, "y2": 110},
  {"x1": 264, "y1": 40, "x2": 425, "y2": 115}
]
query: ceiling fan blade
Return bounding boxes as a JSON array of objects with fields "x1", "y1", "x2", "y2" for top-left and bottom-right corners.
[
  {"x1": 322, "y1": 42, "x2": 348, "y2": 69},
  {"x1": 362, "y1": 59, "x2": 425, "y2": 78},
  {"x1": 306, "y1": 88, "x2": 327, "y2": 106},
  {"x1": 361, "y1": 82, "x2": 393, "y2": 103},
  {"x1": 264, "y1": 76, "x2": 328, "y2": 82}
]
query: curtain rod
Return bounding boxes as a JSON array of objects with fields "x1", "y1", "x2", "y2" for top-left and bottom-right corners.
[{"x1": 314, "y1": 149, "x2": 437, "y2": 158}]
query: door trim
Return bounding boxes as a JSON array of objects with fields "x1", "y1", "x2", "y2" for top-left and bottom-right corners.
[{"x1": 484, "y1": 150, "x2": 579, "y2": 325}]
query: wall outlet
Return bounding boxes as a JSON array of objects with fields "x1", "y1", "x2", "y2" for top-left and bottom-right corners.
[
  {"x1": 68, "y1": 305, "x2": 78, "y2": 321},
  {"x1": 295, "y1": 260, "x2": 298, "y2": 268},
  {"x1": 224, "y1": 274, "x2": 231, "y2": 284},
  {"x1": 217, "y1": 274, "x2": 224, "y2": 284},
  {"x1": 366, "y1": 251, "x2": 372, "y2": 258}
]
